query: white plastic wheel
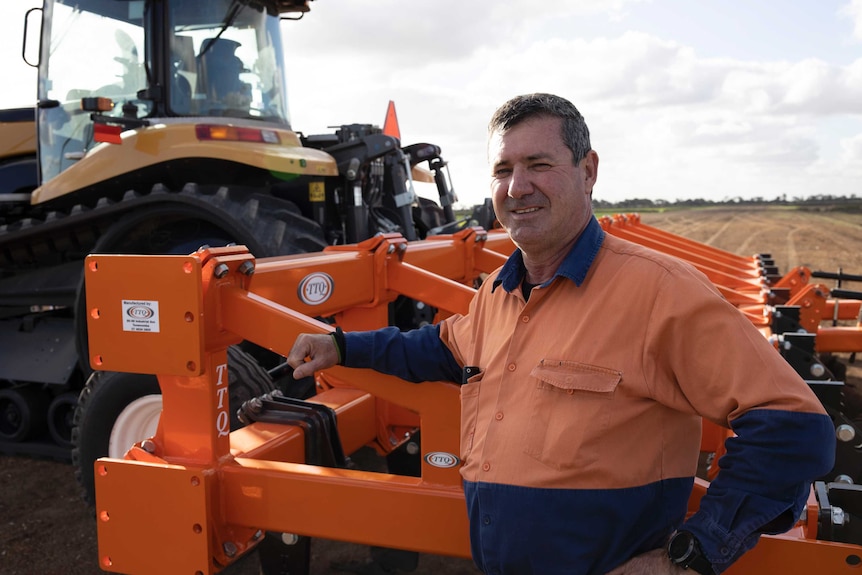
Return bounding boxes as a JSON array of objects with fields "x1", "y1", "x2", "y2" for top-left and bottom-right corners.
[{"x1": 108, "y1": 394, "x2": 163, "y2": 458}]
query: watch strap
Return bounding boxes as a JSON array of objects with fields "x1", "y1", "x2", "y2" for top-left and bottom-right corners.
[{"x1": 668, "y1": 531, "x2": 714, "y2": 575}]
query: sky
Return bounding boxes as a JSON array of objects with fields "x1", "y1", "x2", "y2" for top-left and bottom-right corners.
[{"x1": 2, "y1": 0, "x2": 862, "y2": 207}]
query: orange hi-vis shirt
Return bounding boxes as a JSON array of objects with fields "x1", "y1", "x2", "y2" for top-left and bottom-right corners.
[{"x1": 343, "y1": 217, "x2": 835, "y2": 575}]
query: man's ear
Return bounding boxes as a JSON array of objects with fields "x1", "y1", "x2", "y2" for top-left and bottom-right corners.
[{"x1": 583, "y1": 150, "x2": 599, "y2": 188}]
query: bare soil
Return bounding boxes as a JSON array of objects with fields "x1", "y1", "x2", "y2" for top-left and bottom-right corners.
[{"x1": 2, "y1": 205, "x2": 861, "y2": 575}]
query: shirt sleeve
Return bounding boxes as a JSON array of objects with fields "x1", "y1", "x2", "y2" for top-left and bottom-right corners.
[
  {"x1": 342, "y1": 323, "x2": 463, "y2": 384},
  {"x1": 644, "y1": 262, "x2": 835, "y2": 573}
]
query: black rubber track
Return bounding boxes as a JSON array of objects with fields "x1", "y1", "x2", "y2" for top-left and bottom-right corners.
[{"x1": 0, "y1": 182, "x2": 328, "y2": 269}]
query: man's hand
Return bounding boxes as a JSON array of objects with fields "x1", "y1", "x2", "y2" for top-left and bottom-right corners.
[
  {"x1": 605, "y1": 549, "x2": 686, "y2": 575},
  {"x1": 286, "y1": 333, "x2": 339, "y2": 379}
]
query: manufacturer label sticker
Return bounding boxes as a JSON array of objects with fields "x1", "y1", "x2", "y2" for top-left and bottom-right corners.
[
  {"x1": 424, "y1": 451, "x2": 460, "y2": 469},
  {"x1": 122, "y1": 300, "x2": 160, "y2": 332},
  {"x1": 298, "y1": 272, "x2": 333, "y2": 305}
]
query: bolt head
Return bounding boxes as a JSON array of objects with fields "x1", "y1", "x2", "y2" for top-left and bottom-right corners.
[
  {"x1": 223, "y1": 541, "x2": 238, "y2": 557},
  {"x1": 809, "y1": 363, "x2": 826, "y2": 378},
  {"x1": 836, "y1": 424, "x2": 856, "y2": 443},
  {"x1": 214, "y1": 263, "x2": 230, "y2": 278},
  {"x1": 281, "y1": 533, "x2": 300, "y2": 545},
  {"x1": 832, "y1": 505, "x2": 846, "y2": 526},
  {"x1": 238, "y1": 260, "x2": 255, "y2": 276}
]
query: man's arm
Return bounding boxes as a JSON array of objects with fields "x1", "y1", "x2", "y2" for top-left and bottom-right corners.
[
  {"x1": 287, "y1": 324, "x2": 463, "y2": 384},
  {"x1": 648, "y1": 264, "x2": 835, "y2": 573}
]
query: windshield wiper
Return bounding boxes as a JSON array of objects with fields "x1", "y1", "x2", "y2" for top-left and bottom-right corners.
[{"x1": 198, "y1": 0, "x2": 244, "y2": 58}]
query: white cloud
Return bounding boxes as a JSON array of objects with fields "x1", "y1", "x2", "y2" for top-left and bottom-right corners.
[
  {"x1": 841, "y1": 132, "x2": 862, "y2": 162},
  {"x1": 841, "y1": 0, "x2": 862, "y2": 41},
  {"x1": 286, "y1": 24, "x2": 862, "y2": 204}
]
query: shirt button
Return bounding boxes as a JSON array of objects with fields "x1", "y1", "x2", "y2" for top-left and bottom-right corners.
[
  {"x1": 521, "y1": 315, "x2": 529, "y2": 323},
  {"x1": 507, "y1": 363, "x2": 516, "y2": 372},
  {"x1": 567, "y1": 389, "x2": 574, "y2": 395},
  {"x1": 495, "y1": 412, "x2": 504, "y2": 420},
  {"x1": 483, "y1": 515, "x2": 491, "y2": 525},
  {"x1": 482, "y1": 462, "x2": 491, "y2": 472}
]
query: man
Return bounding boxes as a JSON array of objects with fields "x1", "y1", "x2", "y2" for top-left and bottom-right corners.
[{"x1": 287, "y1": 93, "x2": 835, "y2": 574}]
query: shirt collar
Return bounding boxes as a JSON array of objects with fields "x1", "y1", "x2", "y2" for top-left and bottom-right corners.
[{"x1": 492, "y1": 216, "x2": 606, "y2": 293}]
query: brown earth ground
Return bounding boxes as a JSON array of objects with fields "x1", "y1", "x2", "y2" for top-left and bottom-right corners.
[{"x1": 2, "y1": 205, "x2": 861, "y2": 575}]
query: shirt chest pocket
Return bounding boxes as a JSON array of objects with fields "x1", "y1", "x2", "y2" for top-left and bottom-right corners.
[{"x1": 524, "y1": 361, "x2": 622, "y2": 471}]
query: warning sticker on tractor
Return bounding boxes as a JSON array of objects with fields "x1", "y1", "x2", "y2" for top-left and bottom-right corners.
[{"x1": 122, "y1": 300, "x2": 160, "y2": 333}]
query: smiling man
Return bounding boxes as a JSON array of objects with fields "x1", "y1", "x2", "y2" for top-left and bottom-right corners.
[{"x1": 288, "y1": 93, "x2": 834, "y2": 575}]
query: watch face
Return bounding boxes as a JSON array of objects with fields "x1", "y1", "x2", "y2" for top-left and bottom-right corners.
[{"x1": 668, "y1": 531, "x2": 695, "y2": 563}]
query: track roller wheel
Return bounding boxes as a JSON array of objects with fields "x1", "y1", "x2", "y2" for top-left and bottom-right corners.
[
  {"x1": 0, "y1": 387, "x2": 50, "y2": 442},
  {"x1": 47, "y1": 391, "x2": 80, "y2": 448}
]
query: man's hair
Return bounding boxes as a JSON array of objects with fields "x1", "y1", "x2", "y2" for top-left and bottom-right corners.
[{"x1": 488, "y1": 93, "x2": 592, "y2": 164}]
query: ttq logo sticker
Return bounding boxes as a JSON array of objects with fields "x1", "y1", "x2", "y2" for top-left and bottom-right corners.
[{"x1": 298, "y1": 272, "x2": 333, "y2": 305}]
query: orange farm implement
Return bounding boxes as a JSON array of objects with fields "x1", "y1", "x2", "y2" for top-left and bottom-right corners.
[{"x1": 84, "y1": 215, "x2": 862, "y2": 574}]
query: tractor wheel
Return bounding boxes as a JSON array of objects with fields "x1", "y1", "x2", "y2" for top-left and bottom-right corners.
[
  {"x1": 0, "y1": 387, "x2": 50, "y2": 442},
  {"x1": 71, "y1": 346, "x2": 275, "y2": 506},
  {"x1": 46, "y1": 391, "x2": 80, "y2": 447}
]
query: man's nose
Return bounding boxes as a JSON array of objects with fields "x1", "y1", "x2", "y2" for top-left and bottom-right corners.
[{"x1": 508, "y1": 165, "x2": 532, "y2": 198}]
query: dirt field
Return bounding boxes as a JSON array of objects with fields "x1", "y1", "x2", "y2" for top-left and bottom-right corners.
[{"x1": 2, "y1": 205, "x2": 861, "y2": 575}]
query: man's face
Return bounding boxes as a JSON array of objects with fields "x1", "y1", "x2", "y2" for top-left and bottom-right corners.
[{"x1": 489, "y1": 116, "x2": 598, "y2": 258}]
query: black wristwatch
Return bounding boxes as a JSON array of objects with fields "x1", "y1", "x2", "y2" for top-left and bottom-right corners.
[{"x1": 667, "y1": 530, "x2": 715, "y2": 575}]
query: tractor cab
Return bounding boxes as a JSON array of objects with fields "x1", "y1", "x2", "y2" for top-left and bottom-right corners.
[{"x1": 32, "y1": 0, "x2": 305, "y2": 185}]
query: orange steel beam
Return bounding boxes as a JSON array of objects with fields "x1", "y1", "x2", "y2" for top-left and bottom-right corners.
[
  {"x1": 604, "y1": 214, "x2": 764, "y2": 270},
  {"x1": 601, "y1": 216, "x2": 766, "y2": 282},
  {"x1": 824, "y1": 299, "x2": 862, "y2": 322}
]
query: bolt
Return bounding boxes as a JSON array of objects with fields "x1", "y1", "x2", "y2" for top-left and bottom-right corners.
[
  {"x1": 237, "y1": 260, "x2": 255, "y2": 276},
  {"x1": 249, "y1": 397, "x2": 263, "y2": 413},
  {"x1": 223, "y1": 541, "x2": 238, "y2": 558},
  {"x1": 835, "y1": 474, "x2": 855, "y2": 485},
  {"x1": 213, "y1": 263, "x2": 230, "y2": 278},
  {"x1": 141, "y1": 439, "x2": 156, "y2": 454},
  {"x1": 837, "y1": 424, "x2": 856, "y2": 443},
  {"x1": 387, "y1": 245, "x2": 395, "y2": 254},
  {"x1": 252, "y1": 530, "x2": 263, "y2": 541},
  {"x1": 809, "y1": 363, "x2": 826, "y2": 378},
  {"x1": 832, "y1": 505, "x2": 847, "y2": 526},
  {"x1": 281, "y1": 533, "x2": 300, "y2": 545},
  {"x1": 397, "y1": 243, "x2": 407, "y2": 253},
  {"x1": 406, "y1": 442, "x2": 419, "y2": 455}
]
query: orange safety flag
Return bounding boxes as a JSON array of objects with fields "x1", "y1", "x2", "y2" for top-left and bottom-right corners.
[
  {"x1": 94, "y1": 123, "x2": 123, "y2": 144},
  {"x1": 382, "y1": 100, "x2": 401, "y2": 141}
]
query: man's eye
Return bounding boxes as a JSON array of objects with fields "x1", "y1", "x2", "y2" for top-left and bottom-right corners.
[
  {"x1": 532, "y1": 163, "x2": 552, "y2": 171},
  {"x1": 493, "y1": 168, "x2": 512, "y2": 177}
]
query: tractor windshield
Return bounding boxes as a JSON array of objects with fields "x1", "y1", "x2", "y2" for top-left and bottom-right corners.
[
  {"x1": 37, "y1": 0, "x2": 148, "y2": 183},
  {"x1": 167, "y1": 0, "x2": 290, "y2": 122},
  {"x1": 37, "y1": 0, "x2": 291, "y2": 184}
]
